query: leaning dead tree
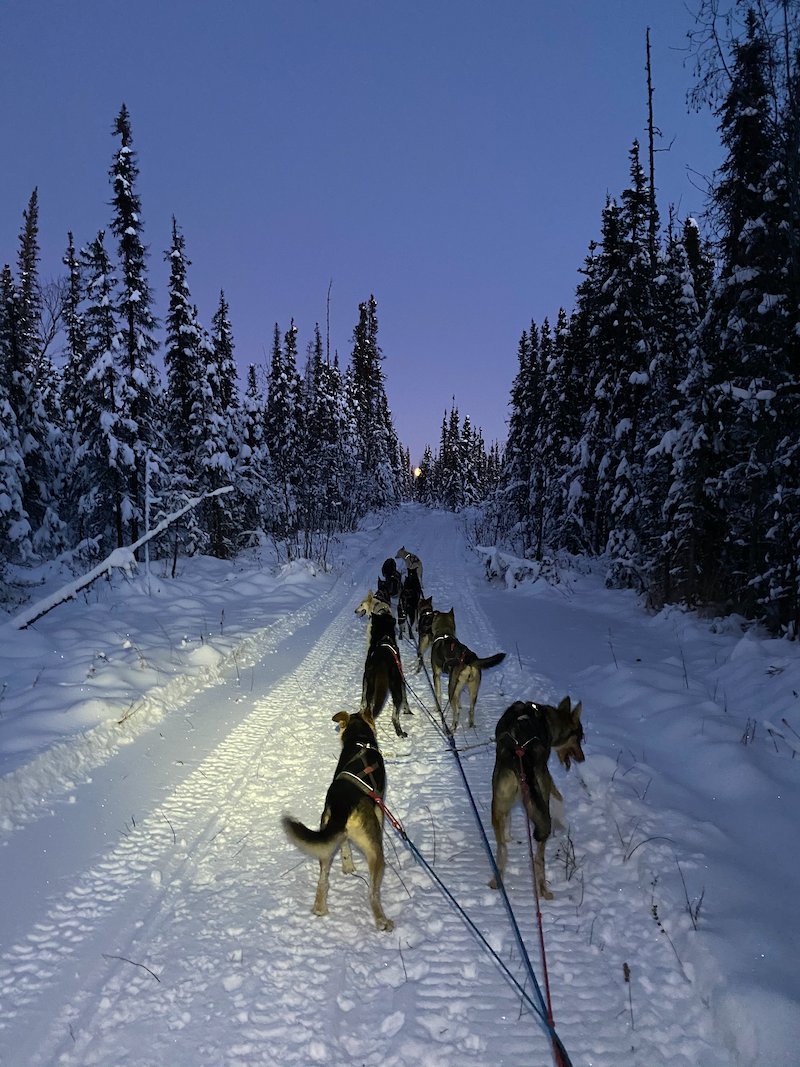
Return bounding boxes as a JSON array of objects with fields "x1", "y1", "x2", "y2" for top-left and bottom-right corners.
[{"x1": 8, "y1": 486, "x2": 234, "y2": 631}]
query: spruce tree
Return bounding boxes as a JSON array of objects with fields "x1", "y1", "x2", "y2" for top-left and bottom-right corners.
[
  {"x1": 701, "y1": 10, "x2": 788, "y2": 615},
  {"x1": 346, "y1": 295, "x2": 400, "y2": 513},
  {"x1": 78, "y1": 232, "x2": 126, "y2": 549},
  {"x1": 109, "y1": 103, "x2": 161, "y2": 546}
]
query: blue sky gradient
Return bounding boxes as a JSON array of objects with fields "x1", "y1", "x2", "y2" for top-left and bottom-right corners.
[{"x1": 1, "y1": 1, "x2": 722, "y2": 462}]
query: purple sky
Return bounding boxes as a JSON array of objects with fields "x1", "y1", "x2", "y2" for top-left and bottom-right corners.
[{"x1": 0, "y1": 1, "x2": 722, "y2": 464}]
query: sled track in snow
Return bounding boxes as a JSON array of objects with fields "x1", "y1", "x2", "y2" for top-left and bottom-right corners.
[{"x1": 0, "y1": 510, "x2": 733, "y2": 1066}]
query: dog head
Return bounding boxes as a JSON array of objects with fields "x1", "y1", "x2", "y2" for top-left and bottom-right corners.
[
  {"x1": 417, "y1": 595, "x2": 434, "y2": 621},
  {"x1": 431, "y1": 607, "x2": 456, "y2": 638},
  {"x1": 355, "y1": 590, "x2": 393, "y2": 618},
  {"x1": 381, "y1": 557, "x2": 399, "y2": 578},
  {"x1": 547, "y1": 697, "x2": 585, "y2": 769},
  {"x1": 333, "y1": 709, "x2": 377, "y2": 740},
  {"x1": 395, "y1": 546, "x2": 408, "y2": 561}
]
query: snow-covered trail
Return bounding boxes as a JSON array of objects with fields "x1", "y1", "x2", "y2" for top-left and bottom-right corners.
[{"x1": 0, "y1": 508, "x2": 743, "y2": 1065}]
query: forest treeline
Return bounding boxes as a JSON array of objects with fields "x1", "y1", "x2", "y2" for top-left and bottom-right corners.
[
  {"x1": 478, "y1": 4, "x2": 800, "y2": 637},
  {"x1": 1, "y1": 104, "x2": 416, "y2": 576},
  {"x1": 2, "y1": 3, "x2": 798, "y2": 636}
]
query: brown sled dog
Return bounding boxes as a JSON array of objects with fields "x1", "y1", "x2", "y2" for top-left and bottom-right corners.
[
  {"x1": 281, "y1": 710, "x2": 394, "y2": 931},
  {"x1": 361, "y1": 609, "x2": 412, "y2": 737},
  {"x1": 489, "y1": 698, "x2": 585, "y2": 900},
  {"x1": 429, "y1": 608, "x2": 506, "y2": 729}
]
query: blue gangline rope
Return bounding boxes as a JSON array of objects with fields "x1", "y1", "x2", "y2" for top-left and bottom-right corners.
[{"x1": 405, "y1": 642, "x2": 573, "y2": 1067}]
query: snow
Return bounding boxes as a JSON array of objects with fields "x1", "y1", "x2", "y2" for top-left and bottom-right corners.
[{"x1": 1, "y1": 504, "x2": 798, "y2": 1066}]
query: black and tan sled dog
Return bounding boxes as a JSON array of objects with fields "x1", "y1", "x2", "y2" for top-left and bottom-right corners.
[
  {"x1": 281, "y1": 711, "x2": 394, "y2": 931},
  {"x1": 429, "y1": 608, "x2": 506, "y2": 729},
  {"x1": 489, "y1": 698, "x2": 585, "y2": 900},
  {"x1": 361, "y1": 609, "x2": 412, "y2": 737}
]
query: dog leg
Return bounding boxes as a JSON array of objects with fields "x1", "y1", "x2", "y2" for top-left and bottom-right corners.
[
  {"x1": 535, "y1": 838, "x2": 553, "y2": 900},
  {"x1": 313, "y1": 853, "x2": 334, "y2": 916},
  {"x1": 448, "y1": 673, "x2": 462, "y2": 731},
  {"x1": 488, "y1": 794, "x2": 510, "y2": 890},
  {"x1": 350, "y1": 816, "x2": 394, "y2": 931},
  {"x1": 466, "y1": 669, "x2": 480, "y2": 729},
  {"x1": 391, "y1": 704, "x2": 408, "y2": 738},
  {"x1": 432, "y1": 664, "x2": 443, "y2": 710},
  {"x1": 340, "y1": 840, "x2": 356, "y2": 874},
  {"x1": 368, "y1": 851, "x2": 394, "y2": 932}
]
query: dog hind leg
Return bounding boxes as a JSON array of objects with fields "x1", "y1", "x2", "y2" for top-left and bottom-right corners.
[
  {"x1": 534, "y1": 838, "x2": 553, "y2": 900},
  {"x1": 349, "y1": 814, "x2": 394, "y2": 931},
  {"x1": 340, "y1": 841, "x2": 355, "y2": 874},
  {"x1": 466, "y1": 667, "x2": 480, "y2": 729},
  {"x1": 489, "y1": 770, "x2": 517, "y2": 889},
  {"x1": 313, "y1": 853, "x2": 335, "y2": 915}
]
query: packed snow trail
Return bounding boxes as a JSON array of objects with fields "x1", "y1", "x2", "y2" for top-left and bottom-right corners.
[{"x1": 0, "y1": 507, "x2": 743, "y2": 1065}]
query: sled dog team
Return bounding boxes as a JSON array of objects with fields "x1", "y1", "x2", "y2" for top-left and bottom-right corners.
[{"x1": 282, "y1": 545, "x2": 586, "y2": 929}]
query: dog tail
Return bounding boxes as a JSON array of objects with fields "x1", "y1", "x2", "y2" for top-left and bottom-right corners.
[
  {"x1": 281, "y1": 815, "x2": 346, "y2": 860},
  {"x1": 475, "y1": 651, "x2": 507, "y2": 670}
]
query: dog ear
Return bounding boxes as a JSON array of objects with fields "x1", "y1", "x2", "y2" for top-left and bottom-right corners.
[
  {"x1": 572, "y1": 701, "x2": 583, "y2": 721},
  {"x1": 557, "y1": 696, "x2": 571, "y2": 715},
  {"x1": 332, "y1": 711, "x2": 350, "y2": 729}
]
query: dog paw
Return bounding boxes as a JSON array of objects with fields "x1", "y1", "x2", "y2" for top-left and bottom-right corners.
[
  {"x1": 403, "y1": 707, "x2": 413, "y2": 715},
  {"x1": 376, "y1": 916, "x2": 395, "y2": 932},
  {"x1": 394, "y1": 727, "x2": 408, "y2": 738},
  {"x1": 540, "y1": 886, "x2": 554, "y2": 901},
  {"x1": 488, "y1": 877, "x2": 498, "y2": 890},
  {"x1": 312, "y1": 904, "x2": 329, "y2": 917}
]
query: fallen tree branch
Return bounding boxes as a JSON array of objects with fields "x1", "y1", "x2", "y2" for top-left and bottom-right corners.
[{"x1": 7, "y1": 486, "x2": 234, "y2": 631}]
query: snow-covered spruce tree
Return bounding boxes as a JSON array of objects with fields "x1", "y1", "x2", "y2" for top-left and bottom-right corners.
[
  {"x1": 460, "y1": 415, "x2": 485, "y2": 506},
  {"x1": 644, "y1": 215, "x2": 704, "y2": 607},
  {"x1": 0, "y1": 265, "x2": 31, "y2": 569},
  {"x1": 60, "y1": 233, "x2": 89, "y2": 432},
  {"x1": 661, "y1": 232, "x2": 719, "y2": 608},
  {"x1": 298, "y1": 324, "x2": 352, "y2": 551},
  {"x1": 602, "y1": 141, "x2": 659, "y2": 591},
  {"x1": 346, "y1": 295, "x2": 400, "y2": 513},
  {"x1": 265, "y1": 321, "x2": 303, "y2": 544},
  {"x1": 200, "y1": 291, "x2": 241, "y2": 558},
  {"x1": 161, "y1": 218, "x2": 207, "y2": 556},
  {"x1": 414, "y1": 445, "x2": 434, "y2": 505},
  {"x1": 76, "y1": 231, "x2": 127, "y2": 550},
  {"x1": 440, "y1": 404, "x2": 464, "y2": 510},
  {"x1": 11, "y1": 189, "x2": 68, "y2": 558},
  {"x1": 496, "y1": 327, "x2": 538, "y2": 551},
  {"x1": 544, "y1": 307, "x2": 581, "y2": 549},
  {"x1": 700, "y1": 11, "x2": 791, "y2": 618},
  {"x1": 238, "y1": 363, "x2": 275, "y2": 543},
  {"x1": 528, "y1": 317, "x2": 558, "y2": 559},
  {"x1": 108, "y1": 104, "x2": 162, "y2": 548},
  {"x1": 60, "y1": 231, "x2": 91, "y2": 545},
  {"x1": 567, "y1": 204, "x2": 625, "y2": 558},
  {"x1": 560, "y1": 237, "x2": 605, "y2": 554}
]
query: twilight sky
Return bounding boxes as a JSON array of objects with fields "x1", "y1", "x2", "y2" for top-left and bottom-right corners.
[{"x1": 0, "y1": 1, "x2": 722, "y2": 463}]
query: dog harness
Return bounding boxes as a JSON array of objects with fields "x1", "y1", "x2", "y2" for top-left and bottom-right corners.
[
  {"x1": 497, "y1": 704, "x2": 549, "y2": 755},
  {"x1": 335, "y1": 742, "x2": 383, "y2": 796},
  {"x1": 368, "y1": 636, "x2": 404, "y2": 677},
  {"x1": 432, "y1": 634, "x2": 466, "y2": 672}
]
